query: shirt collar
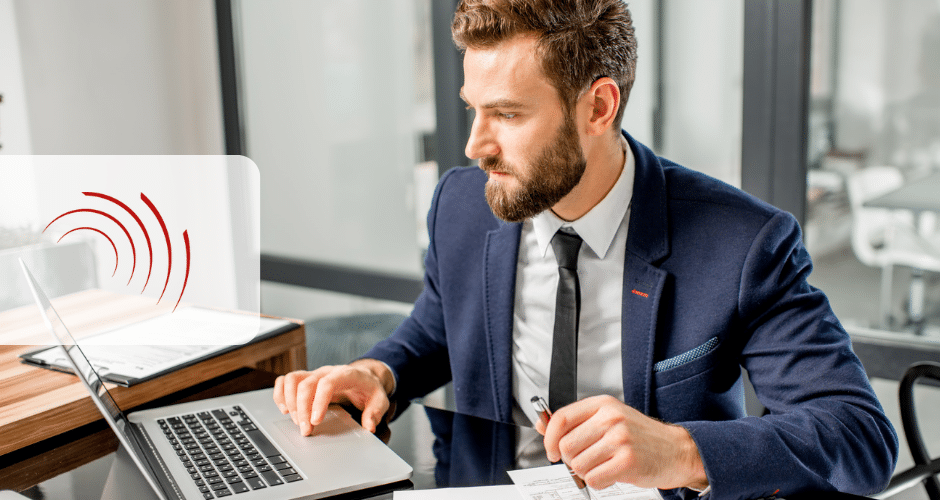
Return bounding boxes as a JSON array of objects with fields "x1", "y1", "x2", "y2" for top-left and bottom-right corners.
[{"x1": 531, "y1": 136, "x2": 635, "y2": 259}]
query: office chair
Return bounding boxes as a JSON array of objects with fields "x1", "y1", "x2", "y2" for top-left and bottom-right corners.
[
  {"x1": 875, "y1": 362, "x2": 940, "y2": 500},
  {"x1": 305, "y1": 313, "x2": 407, "y2": 369}
]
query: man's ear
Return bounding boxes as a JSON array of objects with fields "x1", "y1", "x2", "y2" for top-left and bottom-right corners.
[{"x1": 583, "y1": 77, "x2": 620, "y2": 136}]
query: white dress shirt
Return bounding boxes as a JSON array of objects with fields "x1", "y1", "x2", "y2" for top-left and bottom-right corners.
[{"x1": 511, "y1": 138, "x2": 636, "y2": 430}]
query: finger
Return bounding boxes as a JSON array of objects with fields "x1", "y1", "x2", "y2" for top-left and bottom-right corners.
[
  {"x1": 272, "y1": 375, "x2": 287, "y2": 414},
  {"x1": 383, "y1": 400, "x2": 398, "y2": 426},
  {"x1": 295, "y1": 376, "x2": 319, "y2": 436},
  {"x1": 535, "y1": 418, "x2": 546, "y2": 435},
  {"x1": 310, "y1": 373, "x2": 338, "y2": 426},
  {"x1": 567, "y1": 433, "x2": 617, "y2": 482},
  {"x1": 544, "y1": 401, "x2": 601, "y2": 462},
  {"x1": 360, "y1": 388, "x2": 390, "y2": 433},
  {"x1": 584, "y1": 453, "x2": 639, "y2": 490},
  {"x1": 557, "y1": 424, "x2": 601, "y2": 466},
  {"x1": 282, "y1": 371, "x2": 303, "y2": 424}
]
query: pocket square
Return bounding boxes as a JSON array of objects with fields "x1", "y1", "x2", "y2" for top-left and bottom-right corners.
[{"x1": 653, "y1": 337, "x2": 719, "y2": 372}]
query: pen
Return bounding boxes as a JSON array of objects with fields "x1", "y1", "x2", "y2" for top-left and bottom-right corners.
[{"x1": 531, "y1": 396, "x2": 593, "y2": 500}]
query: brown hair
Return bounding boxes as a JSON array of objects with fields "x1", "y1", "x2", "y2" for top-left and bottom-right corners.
[{"x1": 452, "y1": 0, "x2": 637, "y2": 127}]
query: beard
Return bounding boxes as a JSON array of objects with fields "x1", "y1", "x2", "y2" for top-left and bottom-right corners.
[{"x1": 481, "y1": 113, "x2": 587, "y2": 222}]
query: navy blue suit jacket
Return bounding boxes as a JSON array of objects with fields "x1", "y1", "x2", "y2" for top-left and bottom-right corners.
[{"x1": 364, "y1": 132, "x2": 898, "y2": 500}]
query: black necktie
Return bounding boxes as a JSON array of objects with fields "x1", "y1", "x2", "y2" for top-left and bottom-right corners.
[{"x1": 549, "y1": 229, "x2": 583, "y2": 413}]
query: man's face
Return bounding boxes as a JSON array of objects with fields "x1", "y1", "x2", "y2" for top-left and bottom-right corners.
[{"x1": 461, "y1": 35, "x2": 587, "y2": 222}]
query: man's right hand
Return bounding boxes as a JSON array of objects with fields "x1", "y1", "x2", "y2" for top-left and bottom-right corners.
[{"x1": 272, "y1": 359, "x2": 394, "y2": 436}]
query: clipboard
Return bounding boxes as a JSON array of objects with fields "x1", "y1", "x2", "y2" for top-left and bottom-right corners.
[{"x1": 20, "y1": 306, "x2": 298, "y2": 386}]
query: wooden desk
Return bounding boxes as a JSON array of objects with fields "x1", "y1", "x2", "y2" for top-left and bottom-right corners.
[{"x1": 0, "y1": 290, "x2": 306, "y2": 487}]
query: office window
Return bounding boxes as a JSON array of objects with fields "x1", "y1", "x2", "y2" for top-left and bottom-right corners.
[
  {"x1": 656, "y1": 0, "x2": 744, "y2": 188},
  {"x1": 234, "y1": 0, "x2": 434, "y2": 368},
  {"x1": 805, "y1": 0, "x2": 940, "y2": 337}
]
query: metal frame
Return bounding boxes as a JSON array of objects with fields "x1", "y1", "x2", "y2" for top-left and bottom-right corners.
[
  {"x1": 741, "y1": 0, "x2": 813, "y2": 227},
  {"x1": 431, "y1": 0, "x2": 470, "y2": 178},
  {"x1": 215, "y1": 0, "x2": 244, "y2": 157}
]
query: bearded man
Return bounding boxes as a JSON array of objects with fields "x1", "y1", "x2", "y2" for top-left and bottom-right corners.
[{"x1": 274, "y1": 2, "x2": 898, "y2": 499}]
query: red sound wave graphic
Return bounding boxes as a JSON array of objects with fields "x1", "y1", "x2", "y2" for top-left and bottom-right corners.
[
  {"x1": 82, "y1": 192, "x2": 154, "y2": 292},
  {"x1": 58, "y1": 227, "x2": 118, "y2": 276},
  {"x1": 44, "y1": 192, "x2": 191, "y2": 312}
]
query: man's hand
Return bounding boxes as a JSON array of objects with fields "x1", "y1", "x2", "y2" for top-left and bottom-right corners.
[
  {"x1": 535, "y1": 395, "x2": 708, "y2": 491},
  {"x1": 272, "y1": 359, "x2": 394, "y2": 436}
]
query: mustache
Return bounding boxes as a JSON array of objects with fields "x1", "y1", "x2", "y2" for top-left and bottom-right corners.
[{"x1": 480, "y1": 156, "x2": 512, "y2": 174}]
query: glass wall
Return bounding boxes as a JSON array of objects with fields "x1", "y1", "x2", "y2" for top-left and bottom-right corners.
[
  {"x1": 235, "y1": 0, "x2": 436, "y2": 369},
  {"x1": 233, "y1": 0, "x2": 746, "y2": 368},
  {"x1": 805, "y1": 0, "x2": 940, "y2": 336}
]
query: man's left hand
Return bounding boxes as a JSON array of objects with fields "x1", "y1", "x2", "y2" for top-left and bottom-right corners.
[{"x1": 536, "y1": 395, "x2": 709, "y2": 491}]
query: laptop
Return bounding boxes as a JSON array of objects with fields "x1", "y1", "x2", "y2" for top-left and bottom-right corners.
[{"x1": 19, "y1": 259, "x2": 412, "y2": 500}]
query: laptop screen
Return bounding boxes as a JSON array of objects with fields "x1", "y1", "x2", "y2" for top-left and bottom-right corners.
[{"x1": 19, "y1": 259, "x2": 170, "y2": 500}]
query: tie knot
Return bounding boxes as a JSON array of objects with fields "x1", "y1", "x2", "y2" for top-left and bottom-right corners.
[{"x1": 551, "y1": 230, "x2": 582, "y2": 270}]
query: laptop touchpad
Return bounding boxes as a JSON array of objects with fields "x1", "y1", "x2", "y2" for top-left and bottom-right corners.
[{"x1": 271, "y1": 410, "x2": 368, "y2": 451}]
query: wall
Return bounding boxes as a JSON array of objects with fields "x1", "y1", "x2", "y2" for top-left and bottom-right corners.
[
  {"x1": 0, "y1": 0, "x2": 37, "y2": 230},
  {"x1": 13, "y1": 0, "x2": 224, "y2": 155},
  {"x1": 2, "y1": 0, "x2": 253, "y2": 311}
]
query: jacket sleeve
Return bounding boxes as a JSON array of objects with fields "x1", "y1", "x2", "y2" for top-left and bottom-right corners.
[
  {"x1": 361, "y1": 168, "x2": 457, "y2": 403},
  {"x1": 680, "y1": 211, "x2": 898, "y2": 500}
]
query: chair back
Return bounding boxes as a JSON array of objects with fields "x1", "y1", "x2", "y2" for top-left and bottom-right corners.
[
  {"x1": 846, "y1": 166, "x2": 908, "y2": 266},
  {"x1": 898, "y1": 362, "x2": 940, "y2": 500}
]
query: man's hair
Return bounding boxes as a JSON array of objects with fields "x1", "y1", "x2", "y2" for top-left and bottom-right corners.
[{"x1": 452, "y1": 0, "x2": 637, "y2": 127}]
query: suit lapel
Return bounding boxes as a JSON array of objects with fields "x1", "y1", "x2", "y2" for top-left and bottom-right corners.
[
  {"x1": 483, "y1": 221, "x2": 522, "y2": 422},
  {"x1": 621, "y1": 132, "x2": 671, "y2": 416},
  {"x1": 621, "y1": 256, "x2": 666, "y2": 415}
]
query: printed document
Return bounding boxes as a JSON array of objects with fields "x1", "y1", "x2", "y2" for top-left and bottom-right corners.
[
  {"x1": 394, "y1": 464, "x2": 662, "y2": 500},
  {"x1": 509, "y1": 465, "x2": 663, "y2": 500}
]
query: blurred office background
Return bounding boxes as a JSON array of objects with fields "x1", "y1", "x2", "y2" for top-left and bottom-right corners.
[{"x1": 1, "y1": 1, "x2": 939, "y2": 497}]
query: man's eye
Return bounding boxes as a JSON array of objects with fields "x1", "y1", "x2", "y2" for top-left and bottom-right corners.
[{"x1": 500, "y1": 113, "x2": 517, "y2": 120}]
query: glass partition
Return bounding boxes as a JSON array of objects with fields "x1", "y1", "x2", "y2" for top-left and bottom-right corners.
[{"x1": 805, "y1": 0, "x2": 940, "y2": 337}]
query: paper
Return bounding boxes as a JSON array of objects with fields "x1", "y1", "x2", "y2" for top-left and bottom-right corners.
[
  {"x1": 392, "y1": 465, "x2": 662, "y2": 500},
  {"x1": 394, "y1": 485, "x2": 522, "y2": 499},
  {"x1": 508, "y1": 465, "x2": 662, "y2": 500}
]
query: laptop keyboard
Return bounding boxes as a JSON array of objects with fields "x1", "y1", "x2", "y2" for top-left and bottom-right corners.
[{"x1": 159, "y1": 406, "x2": 304, "y2": 498}]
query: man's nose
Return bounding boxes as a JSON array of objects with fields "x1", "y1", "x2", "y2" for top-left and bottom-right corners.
[{"x1": 465, "y1": 117, "x2": 499, "y2": 160}]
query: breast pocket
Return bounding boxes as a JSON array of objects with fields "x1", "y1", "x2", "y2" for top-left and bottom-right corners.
[{"x1": 652, "y1": 336, "x2": 719, "y2": 388}]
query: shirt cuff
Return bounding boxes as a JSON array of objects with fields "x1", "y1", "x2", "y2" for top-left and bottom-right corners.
[{"x1": 690, "y1": 485, "x2": 711, "y2": 497}]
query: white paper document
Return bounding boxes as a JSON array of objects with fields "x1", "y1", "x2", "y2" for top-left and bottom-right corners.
[
  {"x1": 508, "y1": 464, "x2": 663, "y2": 500},
  {"x1": 394, "y1": 484, "x2": 522, "y2": 499},
  {"x1": 393, "y1": 465, "x2": 662, "y2": 500}
]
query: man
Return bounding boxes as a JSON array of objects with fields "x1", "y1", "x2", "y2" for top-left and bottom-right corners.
[{"x1": 274, "y1": 1, "x2": 898, "y2": 499}]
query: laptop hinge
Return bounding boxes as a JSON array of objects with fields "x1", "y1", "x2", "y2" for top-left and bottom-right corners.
[{"x1": 127, "y1": 421, "x2": 187, "y2": 500}]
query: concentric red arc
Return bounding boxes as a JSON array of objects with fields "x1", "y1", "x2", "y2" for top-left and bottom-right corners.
[
  {"x1": 43, "y1": 208, "x2": 136, "y2": 285},
  {"x1": 82, "y1": 192, "x2": 154, "y2": 293},
  {"x1": 58, "y1": 227, "x2": 118, "y2": 276},
  {"x1": 175, "y1": 230, "x2": 191, "y2": 312},
  {"x1": 140, "y1": 193, "x2": 172, "y2": 304},
  {"x1": 45, "y1": 192, "x2": 192, "y2": 312}
]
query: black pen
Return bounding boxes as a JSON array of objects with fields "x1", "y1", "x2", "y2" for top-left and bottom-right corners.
[{"x1": 531, "y1": 396, "x2": 593, "y2": 500}]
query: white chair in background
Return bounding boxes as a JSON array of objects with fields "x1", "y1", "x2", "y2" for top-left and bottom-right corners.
[{"x1": 847, "y1": 165, "x2": 940, "y2": 330}]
